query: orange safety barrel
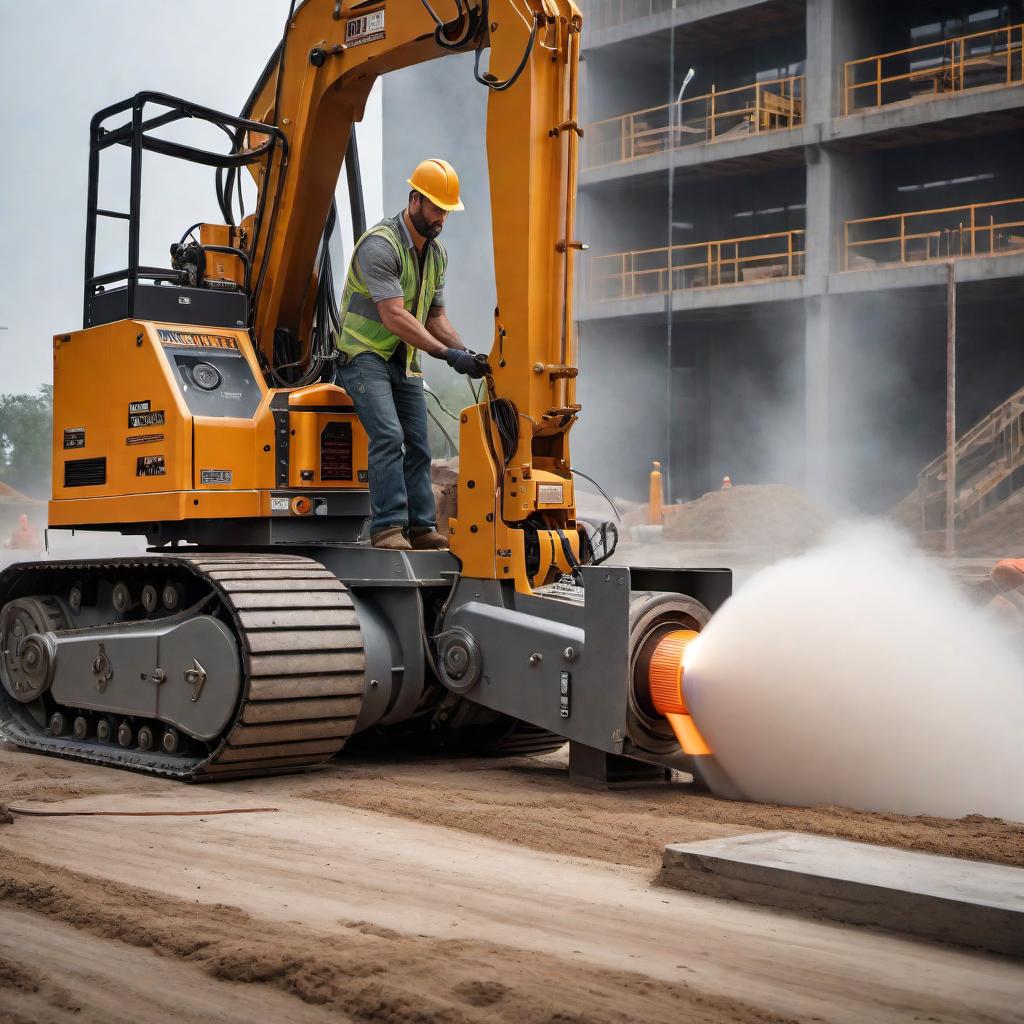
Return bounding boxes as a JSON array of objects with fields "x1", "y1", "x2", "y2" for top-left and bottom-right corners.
[{"x1": 646, "y1": 628, "x2": 712, "y2": 756}]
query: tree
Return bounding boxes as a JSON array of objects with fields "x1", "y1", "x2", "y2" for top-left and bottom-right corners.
[{"x1": 0, "y1": 385, "x2": 53, "y2": 498}]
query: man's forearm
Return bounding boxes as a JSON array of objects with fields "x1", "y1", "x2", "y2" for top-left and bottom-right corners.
[
  {"x1": 380, "y1": 307, "x2": 450, "y2": 359},
  {"x1": 426, "y1": 309, "x2": 465, "y2": 350}
]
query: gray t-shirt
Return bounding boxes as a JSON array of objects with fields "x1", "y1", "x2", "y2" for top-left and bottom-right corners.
[{"x1": 356, "y1": 234, "x2": 445, "y2": 308}]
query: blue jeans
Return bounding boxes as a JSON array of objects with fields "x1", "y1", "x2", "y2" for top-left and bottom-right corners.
[{"x1": 337, "y1": 352, "x2": 436, "y2": 535}]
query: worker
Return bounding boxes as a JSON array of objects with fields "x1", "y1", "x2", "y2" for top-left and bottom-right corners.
[{"x1": 336, "y1": 158, "x2": 489, "y2": 551}]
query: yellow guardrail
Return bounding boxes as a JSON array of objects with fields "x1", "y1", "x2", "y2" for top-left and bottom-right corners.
[
  {"x1": 585, "y1": 76, "x2": 804, "y2": 170},
  {"x1": 843, "y1": 198, "x2": 1024, "y2": 270},
  {"x1": 589, "y1": 230, "x2": 805, "y2": 301},
  {"x1": 844, "y1": 22, "x2": 1024, "y2": 114}
]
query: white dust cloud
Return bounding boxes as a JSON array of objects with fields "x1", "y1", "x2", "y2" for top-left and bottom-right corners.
[{"x1": 683, "y1": 521, "x2": 1024, "y2": 821}]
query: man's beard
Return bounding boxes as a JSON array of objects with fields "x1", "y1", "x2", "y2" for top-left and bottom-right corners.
[{"x1": 410, "y1": 206, "x2": 443, "y2": 239}]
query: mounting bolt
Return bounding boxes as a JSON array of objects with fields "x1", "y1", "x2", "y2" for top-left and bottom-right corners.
[
  {"x1": 528, "y1": 652, "x2": 543, "y2": 666},
  {"x1": 562, "y1": 646, "x2": 577, "y2": 662},
  {"x1": 370, "y1": 679, "x2": 379, "y2": 688}
]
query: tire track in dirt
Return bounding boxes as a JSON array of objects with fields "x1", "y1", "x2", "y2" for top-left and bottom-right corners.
[{"x1": 0, "y1": 848, "x2": 797, "y2": 1024}]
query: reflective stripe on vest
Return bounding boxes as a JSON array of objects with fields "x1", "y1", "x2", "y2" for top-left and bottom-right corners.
[{"x1": 336, "y1": 214, "x2": 446, "y2": 376}]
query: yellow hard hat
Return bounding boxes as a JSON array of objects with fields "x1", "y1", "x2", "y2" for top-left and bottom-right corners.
[{"x1": 407, "y1": 158, "x2": 464, "y2": 212}]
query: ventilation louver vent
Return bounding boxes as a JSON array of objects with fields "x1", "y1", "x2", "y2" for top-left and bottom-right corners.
[{"x1": 64, "y1": 457, "x2": 106, "y2": 488}]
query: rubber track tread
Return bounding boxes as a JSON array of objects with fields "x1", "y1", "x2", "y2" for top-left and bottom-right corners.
[{"x1": 0, "y1": 553, "x2": 366, "y2": 782}]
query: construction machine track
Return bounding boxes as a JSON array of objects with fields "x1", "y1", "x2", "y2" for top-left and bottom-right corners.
[{"x1": 0, "y1": 552, "x2": 366, "y2": 781}]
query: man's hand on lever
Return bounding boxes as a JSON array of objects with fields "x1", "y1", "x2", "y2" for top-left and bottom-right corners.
[{"x1": 445, "y1": 348, "x2": 490, "y2": 379}]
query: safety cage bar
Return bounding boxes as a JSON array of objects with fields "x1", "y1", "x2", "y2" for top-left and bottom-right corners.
[{"x1": 82, "y1": 91, "x2": 288, "y2": 329}]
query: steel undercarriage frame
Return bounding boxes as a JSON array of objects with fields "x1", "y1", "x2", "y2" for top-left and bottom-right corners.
[{"x1": 0, "y1": 542, "x2": 732, "y2": 783}]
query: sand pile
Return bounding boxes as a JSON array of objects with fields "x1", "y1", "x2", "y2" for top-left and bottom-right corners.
[
  {"x1": 431, "y1": 457, "x2": 459, "y2": 537},
  {"x1": 0, "y1": 482, "x2": 38, "y2": 504},
  {"x1": 662, "y1": 484, "x2": 831, "y2": 549}
]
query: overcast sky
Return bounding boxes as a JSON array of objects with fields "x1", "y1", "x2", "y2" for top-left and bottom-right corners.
[{"x1": 0, "y1": 1, "x2": 383, "y2": 395}]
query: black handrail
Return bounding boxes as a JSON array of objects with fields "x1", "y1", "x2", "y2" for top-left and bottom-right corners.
[{"x1": 83, "y1": 91, "x2": 288, "y2": 328}]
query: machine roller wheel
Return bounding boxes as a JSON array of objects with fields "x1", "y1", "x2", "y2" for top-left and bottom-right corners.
[
  {"x1": 49, "y1": 711, "x2": 66, "y2": 736},
  {"x1": 112, "y1": 582, "x2": 132, "y2": 616},
  {"x1": 117, "y1": 721, "x2": 134, "y2": 748},
  {"x1": 162, "y1": 728, "x2": 181, "y2": 755},
  {"x1": 73, "y1": 715, "x2": 89, "y2": 740},
  {"x1": 96, "y1": 718, "x2": 114, "y2": 744},
  {"x1": 137, "y1": 725, "x2": 155, "y2": 752}
]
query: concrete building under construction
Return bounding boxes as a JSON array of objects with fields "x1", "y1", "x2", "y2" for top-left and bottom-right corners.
[{"x1": 386, "y1": 0, "x2": 1024, "y2": 533}]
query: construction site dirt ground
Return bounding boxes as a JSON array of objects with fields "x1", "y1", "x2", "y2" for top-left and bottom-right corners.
[{"x1": 2, "y1": 741, "x2": 1023, "y2": 1024}]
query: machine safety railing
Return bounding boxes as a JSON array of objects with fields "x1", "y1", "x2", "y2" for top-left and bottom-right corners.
[
  {"x1": 588, "y1": 229, "x2": 805, "y2": 301},
  {"x1": 842, "y1": 197, "x2": 1024, "y2": 271},
  {"x1": 584, "y1": 76, "x2": 804, "y2": 169},
  {"x1": 843, "y1": 22, "x2": 1024, "y2": 114}
]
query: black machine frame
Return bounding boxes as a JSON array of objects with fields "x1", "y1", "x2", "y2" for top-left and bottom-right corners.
[{"x1": 82, "y1": 91, "x2": 288, "y2": 331}]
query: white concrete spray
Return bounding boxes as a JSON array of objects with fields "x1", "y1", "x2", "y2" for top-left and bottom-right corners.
[{"x1": 683, "y1": 521, "x2": 1024, "y2": 821}]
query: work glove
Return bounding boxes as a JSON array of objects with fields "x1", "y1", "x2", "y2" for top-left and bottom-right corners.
[{"x1": 445, "y1": 348, "x2": 490, "y2": 379}]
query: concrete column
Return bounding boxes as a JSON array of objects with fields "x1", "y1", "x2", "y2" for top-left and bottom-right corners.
[
  {"x1": 804, "y1": 294, "x2": 832, "y2": 502},
  {"x1": 805, "y1": 0, "x2": 837, "y2": 125}
]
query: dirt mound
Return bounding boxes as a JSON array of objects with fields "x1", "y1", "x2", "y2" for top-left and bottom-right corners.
[
  {"x1": 431, "y1": 457, "x2": 459, "y2": 537},
  {"x1": 662, "y1": 484, "x2": 831, "y2": 550},
  {"x1": 0, "y1": 482, "x2": 38, "y2": 505},
  {"x1": 305, "y1": 752, "x2": 1024, "y2": 870},
  {"x1": 0, "y1": 806, "x2": 11, "y2": 826}
]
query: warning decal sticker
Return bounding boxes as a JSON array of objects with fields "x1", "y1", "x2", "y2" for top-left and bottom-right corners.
[
  {"x1": 128, "y1": 410, "x2": 165, "y2": 429},
  {"x1": 136, "y1": 455, "x2": 166, "y2": 477},
  {"x1": 346, "y1": 9, "x2": 384, "y2": 46}
]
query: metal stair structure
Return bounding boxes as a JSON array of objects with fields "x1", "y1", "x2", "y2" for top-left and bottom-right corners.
[{"x1": 913, "y1": 386, "x2": 1024, "y2": 535}]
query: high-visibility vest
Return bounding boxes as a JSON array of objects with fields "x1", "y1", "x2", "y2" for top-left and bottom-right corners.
[{"x1": 336, "y1": 213, "x2": 447, "y2": 377}]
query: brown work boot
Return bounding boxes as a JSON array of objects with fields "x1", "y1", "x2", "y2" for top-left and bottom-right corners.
[
  {"x1": 408, "y1": 526, "x2": 449, "y2": 551},
  {"x1": 371, "y1": 526, "x2": 412, "y2": 550}
]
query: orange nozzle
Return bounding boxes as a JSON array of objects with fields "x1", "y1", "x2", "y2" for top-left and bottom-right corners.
[{"x1": 647, "y1": 629, "x2": 712, "y2": 756}]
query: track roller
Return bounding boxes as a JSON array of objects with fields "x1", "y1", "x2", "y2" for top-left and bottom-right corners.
[{"x1": 162, "y1": 727, "x2": 181, "y2": 755}]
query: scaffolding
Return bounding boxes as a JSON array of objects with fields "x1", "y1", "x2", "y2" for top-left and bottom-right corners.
[
  {"x1": 842, "y1": 197, "x2": 1024, "y2": 270},
  {"x1": 843, "y1": 22, "x2": 1024, "y2": 114},
  {"x1": 589, "y1": 229, "x2": 805, "y2": 301},
  {"x1": 585, "y1": 77, "x2": 804, "y2": 169}
]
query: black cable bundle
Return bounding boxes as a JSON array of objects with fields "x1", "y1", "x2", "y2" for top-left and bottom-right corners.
[{"x1": 490, "y1": 396, "x2": 519, "y2": 468}]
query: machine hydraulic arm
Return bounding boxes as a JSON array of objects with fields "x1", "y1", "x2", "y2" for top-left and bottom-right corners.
[{"x1": 239, "y1": 0, "x2": 584, "y2": 587}]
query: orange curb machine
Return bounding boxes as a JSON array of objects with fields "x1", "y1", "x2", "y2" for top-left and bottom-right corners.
[{"x1": 0, "y1": 0, "x2": 730, "y2": 787}]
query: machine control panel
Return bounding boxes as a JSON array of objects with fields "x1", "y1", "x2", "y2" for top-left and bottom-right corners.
[{"x1": 163, "y1": 343, "x2": 262, "y2": 419}]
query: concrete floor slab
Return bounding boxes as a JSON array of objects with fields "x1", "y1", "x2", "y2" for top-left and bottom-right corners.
[{"x1": 660, "y1": 830, "x2": 1024, "y2": 958}]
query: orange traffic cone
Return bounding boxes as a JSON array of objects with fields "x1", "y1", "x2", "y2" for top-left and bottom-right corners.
[
  {"x1": 7, "y1": 514, "x2": 40, "y2": 550},
  {"x1": 648, "y1": 461, "x2": 664, "y2": 525},
  {"x1": 721, "y1": 475, "x2": 732, "y2": 489}
]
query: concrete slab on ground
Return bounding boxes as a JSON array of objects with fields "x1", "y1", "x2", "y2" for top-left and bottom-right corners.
[{"x1": 660, "y1": 830, "x2": 1024, "y2": 958}]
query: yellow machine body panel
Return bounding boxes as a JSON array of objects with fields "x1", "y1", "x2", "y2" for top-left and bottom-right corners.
[{"x1": 49, "y1": 320, "x2": 367, "y2": 529}]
